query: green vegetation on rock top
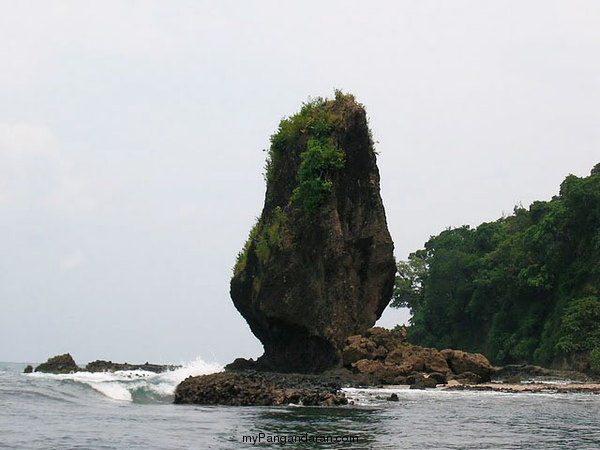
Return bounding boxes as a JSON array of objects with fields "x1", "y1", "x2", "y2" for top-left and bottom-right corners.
[
  {"x1": 266, "y1": 90, "x2": 353, "y2": 211},
  {"x1": 392, "y1": 163, "x2": 600, "y2": 371},
  {"x1": 234, "y1": 91, "x2": 359, "y2": 276}
]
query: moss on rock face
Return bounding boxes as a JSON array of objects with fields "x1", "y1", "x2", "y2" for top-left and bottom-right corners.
[
  {"x1": 230, "y1": 91, "x2": 396, "y2": 373},
  {"x1": 292, "y1": 137, "x2": 345, "y2": 211}
]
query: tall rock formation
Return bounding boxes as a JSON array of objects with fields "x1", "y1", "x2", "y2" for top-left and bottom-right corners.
[{"x1": 230, "y1": 92, "x2": 395, "y2": 373}]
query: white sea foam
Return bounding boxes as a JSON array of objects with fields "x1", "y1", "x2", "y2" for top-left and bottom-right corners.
[
  {"x1": 28, "y1": 357, "x2": 223, "y2": 402},
  {"x1": 342, "y1": 385, "x2": 532, "y2": 405},
  {"x1": 523, "y1": 379, "x2": 581, "y2": 385}
]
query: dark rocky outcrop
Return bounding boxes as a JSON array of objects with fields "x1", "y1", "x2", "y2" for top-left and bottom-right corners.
[
  {"x1": 85, "y1": 360, "x2": 179, "y2": 373},
  {"x1": 386, "y1": 393, "x2": 399, "y2": 401},
  {"x1": 34, "y1": 353, "x2": 78, "y2": 374},
  {"x1": 224, "y1": 358, "x2": 258, "y2": 371},
  {"x1": 174, "y1": 371, "x2": 347, "y2": 406},
  {"x1": 230, "y1": 93, "x2": 396, "y2": 373},
  {"x1": 23, "y1": 365, "x2": 33, "y2": 374},
  {"x1": 32, "y1": 354, "x2": 177, "y2": 374}
]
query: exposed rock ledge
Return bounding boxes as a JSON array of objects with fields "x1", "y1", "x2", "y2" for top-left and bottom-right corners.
[{"x1": 174, "y1": 371, "x2": 348, "y2": 406}]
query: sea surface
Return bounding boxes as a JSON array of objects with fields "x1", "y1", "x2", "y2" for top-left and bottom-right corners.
[{"x1": 1, "y1": 361, "x2": 600, "y2": 449}]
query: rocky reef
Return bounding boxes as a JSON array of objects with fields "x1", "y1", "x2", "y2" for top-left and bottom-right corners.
[
  {"x1": 175, "y1": 371, "x2": 347, "y2": 406},
  {"x1": 173, "y1": 326, "x2": 499, "y2": 406},
  {"x1": 173, "y1": 336, "x2": 599, "y2": 405},
  {"x1": 30, "y1": 353, "x2": 177, "y2": 374},
  {"x1": 230, "y1": 92, "x2": 396, "y2": 373},
  {"x1": 85, "y1": 360, "x2": 179, "y2": 373}
]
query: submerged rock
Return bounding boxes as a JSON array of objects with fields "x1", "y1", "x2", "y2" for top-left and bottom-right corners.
[
  {"x1": 230, "y1": 92, "x2": 396, "y2": 373},
  {"x1": 174, "y1": 371, "x2": 348, "y2": 406},
  {"x1": 34, "y1": 353, "x2": 78, "y2": 374}
]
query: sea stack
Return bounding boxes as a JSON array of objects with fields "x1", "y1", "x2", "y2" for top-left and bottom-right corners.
[{"x1": 230, "y1": 92, "x2": 396, "y2": 373}]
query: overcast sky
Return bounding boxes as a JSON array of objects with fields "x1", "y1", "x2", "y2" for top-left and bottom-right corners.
[{"x1": 1, "y1": 1, "x2": 598, "y2": 365}]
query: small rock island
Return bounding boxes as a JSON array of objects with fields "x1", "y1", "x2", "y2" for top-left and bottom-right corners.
[
  {"x1": 29, "y1": 353, "x2": 177, "y2": 374},
  {"x1": 174, "y1": 92, "x2": 499, "y2": 406}
]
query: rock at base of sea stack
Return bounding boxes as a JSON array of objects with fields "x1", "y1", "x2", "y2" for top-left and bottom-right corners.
[
  {"x1": 174, "y1": 371, "x2": 348, "y2": 406},
  {"x1": 342, "y1": 327, "x2": 496, "y2": 385}
]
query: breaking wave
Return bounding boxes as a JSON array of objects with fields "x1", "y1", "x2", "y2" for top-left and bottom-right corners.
[{"x1": 27, "y1": 358, "x2": 222, "y2": 403}]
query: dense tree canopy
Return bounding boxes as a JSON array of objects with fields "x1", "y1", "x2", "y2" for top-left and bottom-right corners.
[{"x1": 393, "y1": 164, "x2": 600, "y2": 370}]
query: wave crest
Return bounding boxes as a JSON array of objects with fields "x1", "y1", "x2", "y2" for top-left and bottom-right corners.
[{"x1": 28, "y1": 357, "x2": 223, "y2": 403}]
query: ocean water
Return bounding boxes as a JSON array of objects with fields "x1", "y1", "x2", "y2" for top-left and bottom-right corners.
[{"x1": 2, "y1": 361, "x2": 600, "y2": 449}]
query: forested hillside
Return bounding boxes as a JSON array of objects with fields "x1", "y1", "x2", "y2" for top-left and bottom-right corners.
[{"x1": 393, "y1": 164, "x2": 600, "y2": 372}]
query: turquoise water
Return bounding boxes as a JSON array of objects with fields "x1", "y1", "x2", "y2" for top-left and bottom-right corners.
[{"x1": 2, "y1": 361, "x2": 600, "y2": 449}]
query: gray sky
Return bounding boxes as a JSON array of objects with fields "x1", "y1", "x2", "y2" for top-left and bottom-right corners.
[{"x1": 1, "y1": 1, "x2": 598, "y2": 364}]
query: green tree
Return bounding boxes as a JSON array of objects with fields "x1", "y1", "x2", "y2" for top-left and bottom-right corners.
[{"x1": 392, "y1": 163, "x2": 600, "y2": 368}]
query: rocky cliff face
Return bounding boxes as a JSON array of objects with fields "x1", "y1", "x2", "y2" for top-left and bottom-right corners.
[{"x1": 230, "y1": 92, "x2": 396, "y2": 373}]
